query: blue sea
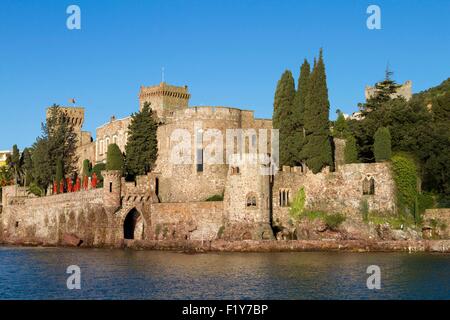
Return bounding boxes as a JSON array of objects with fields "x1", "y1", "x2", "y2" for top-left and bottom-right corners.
[{"x1": 0, "y1": 247, "x2": 448, "y2": 299}]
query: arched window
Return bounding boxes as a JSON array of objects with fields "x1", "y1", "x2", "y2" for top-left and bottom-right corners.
[
  {"x1": 246, "y1": 193, "x2": 257, "y2": 208},
  {"x1": 363, "y1": 177, "x2": 375, "y2": 195},
  {"x1": 231, "y1": 166, "x2": 240, "y2": 175}
]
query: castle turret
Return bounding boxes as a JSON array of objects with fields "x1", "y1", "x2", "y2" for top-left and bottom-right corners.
[
  {"x1": 102, "y1": 170, "x2": 122, "y2": 212},
  {"x1": 139, "y1": 82, "x2": 190, "y2": 119}
]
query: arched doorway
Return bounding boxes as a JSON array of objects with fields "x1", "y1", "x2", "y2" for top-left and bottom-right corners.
[{"x1": 123, "y1": 208, "x2": 145, "y2": 240}]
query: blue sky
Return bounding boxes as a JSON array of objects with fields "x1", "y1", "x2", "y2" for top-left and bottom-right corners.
[{"x1": 1, "y1": 0, "x2": 449, "y2": 150}]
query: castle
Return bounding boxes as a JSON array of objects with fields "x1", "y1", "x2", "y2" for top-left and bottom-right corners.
[{"x1": 0, "y1": 82, "x2": 396, "y2": 246}]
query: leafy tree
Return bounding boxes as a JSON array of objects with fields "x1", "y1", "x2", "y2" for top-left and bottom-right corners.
[
  {"x1": 6, "y1": 145, "x2": 22, "y2": 185},
  {"x1": 0, "y1": 165, "x2": 13, "y2": 200},
  {"x1": 301, "y1": 49, "x2": 332, "y2": 173},
  {"x1": 31, "y1": 105, "x2": 78, "y2": 192},
  {"x1": 344, "y1": 135, "x2": 359, "y2": 164},
  {"x1": 373, "y1": 127, "x2": 392, "y2": 162},
  {"x1": 106, "y1": 143, "x2": 124, "y2": 171},
  {"x1": 273, "y1": 70, "x2": 296, "y2": 166},
  {"x1": 125, "y1": 102, "x2": 159, "y2": 177}
]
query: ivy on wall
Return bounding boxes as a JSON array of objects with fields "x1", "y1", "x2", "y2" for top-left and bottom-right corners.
[
  {"x1": 391, "y1": 153, "x2": 419, "y2": 220},
  {"x1": 289, "y1": 187, "x2": 306, "y2": 219}
]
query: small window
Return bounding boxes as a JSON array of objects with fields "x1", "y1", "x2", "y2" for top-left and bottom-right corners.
[
  {"x1": 15, "y1": 221, "x2": 19, "y2": 228},
  {"x1": 246, "y1": 194, "x2": 257, "y2": 207},
  {"x1": 363, "y1": 177, "x2": 375, "y2": 195},
  {"x1": 109, "y1": 182, "x2": 113, "y2": 193},
  {"x1": 279, "y1": 189, "x2": 290, "y2": 207},
  {"x1": 196, "y1": 149, "x2": 203, "y2": 172},
  {"x1": 231, "y1": 166, "x2": 240, "y2": 175}
]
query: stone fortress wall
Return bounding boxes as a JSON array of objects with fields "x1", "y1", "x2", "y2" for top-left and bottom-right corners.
[
  {"x1": 0, "y1": 82, "x2": 400, "y2": 247},
  {"x1": 365, "y1": 80, "x2": 412, "y2": 101}
]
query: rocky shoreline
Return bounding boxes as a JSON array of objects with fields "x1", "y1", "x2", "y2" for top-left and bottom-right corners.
[{"x1": 1, "y1": 239, "x2": 449, "y2": 253}]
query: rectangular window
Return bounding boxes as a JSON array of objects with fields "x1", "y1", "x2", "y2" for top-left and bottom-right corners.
[{"x1": 196, "y1": 148, "x2": 203, "y2": 172}]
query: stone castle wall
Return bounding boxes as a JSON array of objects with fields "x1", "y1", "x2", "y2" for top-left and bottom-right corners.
[
  {"x1": 365, "y1": 80, "x2": 412, "y2": 101},
  {"x1": 155, "y1": 106, "x2": 273, "y2": 203},
  {"x1": 0, "y1": 189, "x2": 114, "y2": 246},
  {"x1": 272, "y1": 162, "x2": 396, "y2": 227},
  {"x1": 150, "y1": 201, "x2": 224, "y2": 241}
]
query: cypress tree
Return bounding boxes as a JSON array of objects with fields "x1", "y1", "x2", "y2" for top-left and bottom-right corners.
[
  {"x1": 344, "y1": 135, "x2": 359, "y2": 164},
  {"x1": 301, "y1": 49, "x2": 333, "y2": 173},
  {"x1": 373, "y1": 127, "x2": 392, "y2": 162},
  {"x1": 21, "y1": 148, "x2": 33, "y2": 187},
  {"x1": 82, "y1": 159, "x2": 91, "y2": 177},
  {"x1": 106, "y1": 143, "x2": 124, "y2": 171},
  {"x1": 293, "y1": 59, "x2": 311, "y2": 164},
  {"x1": 272, "y1": 70, "x2": 296, "y2": 166},
  {"x1": 125, "y1": 102, "x2": 159, "y2": 177}
]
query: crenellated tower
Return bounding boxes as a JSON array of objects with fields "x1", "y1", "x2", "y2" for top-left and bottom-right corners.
[{"x1": 139, "y1": 82, "x2": 190, "y2": 119}]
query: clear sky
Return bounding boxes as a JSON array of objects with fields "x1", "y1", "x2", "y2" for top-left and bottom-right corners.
[{"x1": 1, "y1": 0, "x2": 449, "y2": 150}]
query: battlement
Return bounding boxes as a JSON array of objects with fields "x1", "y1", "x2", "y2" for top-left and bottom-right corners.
[
  {"x1": 168, "y1": 106, "x2": 257, "y2": 123},
  {"x1": 139, "y1": 82, "x2": 190, "y2": 117},
  {"x1": 139, "y1": 82, "x2": 190, "y2": 99},
  {"x1": 46, "y1": 106, "x2": 85, "y2": 127}
]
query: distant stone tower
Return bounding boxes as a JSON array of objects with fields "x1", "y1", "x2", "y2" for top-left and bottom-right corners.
[
  {"x1": 365, "y1": 80, "x2": 412, "y2": 101},
  {"x1": 102, "y1": 170, "x2": 122, "y2": 213},
  {"x1": 46, "y1": 106, "x2": 85, "y2": 147},
  {"x1": 139, "y1": 82, "x2": 190, "y2": 119}
]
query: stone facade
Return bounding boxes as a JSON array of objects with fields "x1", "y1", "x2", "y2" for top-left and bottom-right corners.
[{"x1": 0, "y1": 82, "x2": 401, "y2": 246}]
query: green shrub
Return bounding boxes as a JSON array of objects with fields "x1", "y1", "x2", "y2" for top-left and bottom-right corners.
[
  {"x1": 28, "y1": 182, "x2": 44, "y2": 197},
  {"x1": 91, "y1": 163, "x2": 106, "y2": 188},
  {"x1": 289, "y1": 187, "x2": 306, "y2": 219},
  {"x1": 205, "y1": 194, "x2": 224, "y2": 201},
  {"x1": 106, "y1": 143, "x2": 124, "y2": 171},
  {"x1": 82, "y1": 159, "x2": 92, "y2": 177},
  {"x1": 324, "y1": 213, "x2": 346, "y2": 230}
]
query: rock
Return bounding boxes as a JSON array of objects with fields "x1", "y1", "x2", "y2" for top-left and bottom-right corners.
[{"x1": 62, "y1": 233, "x2": 83, "y2": 247}]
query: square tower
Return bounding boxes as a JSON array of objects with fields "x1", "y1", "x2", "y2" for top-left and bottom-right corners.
[{"x1": 139, "y1": 82, "x2": 190, "y2": 119}]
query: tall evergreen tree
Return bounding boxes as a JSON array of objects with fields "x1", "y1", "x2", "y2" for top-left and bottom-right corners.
[
  {"x1": 272, "y1": 70, "x2": 296, "y2": 166},
  {"x1": 344, "y1": 135, "x2": 359, "y2": 164},
  {"x1": 293, "y1": 59, "x2": 311, "y2": 164},
  {"x1": 300, "y1": 49, "x2": 333, "y2": 173},
  {"x1": 373, "y1": 127, "x2": 392, "y2": 162},
  {"x1": 106, "y1": 143, "x2": 124, "y2": 172},
  {"x1": 21, "y1": 148, "x2": 33, "y2": 187},
  {"x1": 125, "y1": 102, "x2": 159, "y2": 177}
]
